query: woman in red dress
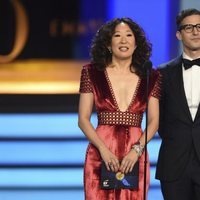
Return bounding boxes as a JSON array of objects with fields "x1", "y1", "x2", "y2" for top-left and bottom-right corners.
[{"x1": 78, "y1": 18, "x2": 161, "y2": 200}]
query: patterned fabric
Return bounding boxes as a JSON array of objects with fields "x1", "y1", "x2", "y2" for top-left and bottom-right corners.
[
  {"x1": 151, "y1": 71, "x2": 162, "y2": 99},
  {"x1": 98, "y1": 111, "x2": 142, "y2": 127},
  {"x1": 79, "y1": 65, "x2": 93, "y2": 93},
  {"x1": 79, "y1": 64, "x2": 161, "y2": 200}
]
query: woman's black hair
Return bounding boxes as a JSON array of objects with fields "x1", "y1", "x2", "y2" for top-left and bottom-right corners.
[{"x1": 90, "y1": 17, "x2": 152, "y2": 77}]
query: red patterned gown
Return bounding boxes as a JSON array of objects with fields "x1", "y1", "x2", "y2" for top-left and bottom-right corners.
[{"x1": 79, "y1": 64, "x2": 161, "y2": 200}]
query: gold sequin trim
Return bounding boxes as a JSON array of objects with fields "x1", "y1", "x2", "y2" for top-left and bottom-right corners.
[{"x1": 98, "y1": 111, "x2": 142, "y2": 127}]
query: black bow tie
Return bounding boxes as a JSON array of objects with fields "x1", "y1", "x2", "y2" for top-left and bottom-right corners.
[{"x1": 182, "y1": 58, "x2": 200, "y2": 70}]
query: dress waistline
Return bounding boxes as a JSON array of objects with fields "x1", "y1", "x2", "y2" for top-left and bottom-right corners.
[{"x1": 97, "y1": 111, "x2": 142, "y2": 127}]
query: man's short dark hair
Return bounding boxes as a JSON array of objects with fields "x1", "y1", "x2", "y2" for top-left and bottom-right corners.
[{"x1": 176, "y1": 8, "x2": 200, "y2": 29}]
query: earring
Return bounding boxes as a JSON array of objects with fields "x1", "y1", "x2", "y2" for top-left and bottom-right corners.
[{"x1": 108, "y1": 47, "x2": 112, "y2": 54}]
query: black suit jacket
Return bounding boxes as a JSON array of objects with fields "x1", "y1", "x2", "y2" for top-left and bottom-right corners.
[{"x1": 156, "y1": 56, "x2": 200, "y2": 181}]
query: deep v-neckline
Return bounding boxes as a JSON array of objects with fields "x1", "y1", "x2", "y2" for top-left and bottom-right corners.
[{"x1": 104, "y1": 69, "x2": 141, "y2": 112}]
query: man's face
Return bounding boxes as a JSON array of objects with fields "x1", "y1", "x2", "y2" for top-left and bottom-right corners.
[{"x1": 176, "y1": 14, "x2": 200, "y2": 53}]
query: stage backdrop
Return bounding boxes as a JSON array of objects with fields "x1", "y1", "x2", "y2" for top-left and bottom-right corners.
[{"x1": 0, "y1": 0, "x2": 106, "y2": 63}]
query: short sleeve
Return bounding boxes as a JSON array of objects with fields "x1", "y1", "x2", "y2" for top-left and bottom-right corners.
[
  {"x1": 151, "y1": 70, "x2": 162, "y2": 99},
  {"x1": 79, "y1": 65, "x2": 93, "y2": 93}
]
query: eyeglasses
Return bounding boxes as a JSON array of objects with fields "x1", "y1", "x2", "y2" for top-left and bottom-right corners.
[{"x1": 179, "y1": 24, "x2": 200, "y2": 33}]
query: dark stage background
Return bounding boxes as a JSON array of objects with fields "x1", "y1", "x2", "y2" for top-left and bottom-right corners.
[{"x1": 0, "y1": 0, "x2": 106, "y2": 61}]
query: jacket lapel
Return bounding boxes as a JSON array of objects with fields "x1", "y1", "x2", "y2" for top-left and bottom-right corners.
[
  {"x1": 167, "y1": 57, "x2": 193, "y2": 121},
  {"x1": 194, "y1": 103, "x2": 200, "y2": 122}
]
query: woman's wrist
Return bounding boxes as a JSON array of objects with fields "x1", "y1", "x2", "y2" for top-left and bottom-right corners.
[{"x1": 131, "y1": 141, "x2": 144, "y2": 157}]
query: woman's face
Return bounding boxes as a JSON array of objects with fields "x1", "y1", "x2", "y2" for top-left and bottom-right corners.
[{"x1": 110, "y1": 22, "x2": 136, "y2": 61}]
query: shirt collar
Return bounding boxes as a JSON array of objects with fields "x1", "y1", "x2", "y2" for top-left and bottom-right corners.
[{"x1": 182, "y1": 52, "x2": 200, "y2": 60}]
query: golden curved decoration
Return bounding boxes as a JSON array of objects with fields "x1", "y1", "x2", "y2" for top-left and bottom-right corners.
[{"x1": 0, "y1": 0, "x2": 29, "y2": 63}]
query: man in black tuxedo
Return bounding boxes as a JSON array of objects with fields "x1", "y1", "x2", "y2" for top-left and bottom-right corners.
[{"x1": 156, "y1": 8, "x2": 200, "y2": 200}]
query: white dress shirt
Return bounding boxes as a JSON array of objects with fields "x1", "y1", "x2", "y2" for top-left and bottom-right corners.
[{"x1": 182, "y1": 53, "x2": 200, "y2": 121}]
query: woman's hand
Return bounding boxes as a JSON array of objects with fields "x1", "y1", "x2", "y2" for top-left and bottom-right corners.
[
  {"x1": 120, "y1": 149, "x2": 139, "y2": 174},
  {"x1": 99, "y1": 146, "x2": 120, "y2": 172}
]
